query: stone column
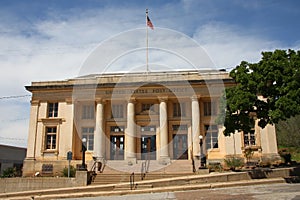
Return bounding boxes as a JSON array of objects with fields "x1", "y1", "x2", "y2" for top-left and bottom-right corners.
[
  {"x1": 125, "y1": 98, "x2": 136, "y2": 164},
  {"x1": 23, "y1": 100, "x2": 39, "y2": 176},
  {"x1": 94, "y1": 99, "x2": 105, "y2": 164},
  {"x1": 159, "y1": 97, "x2": 170, "y2": 164},
  {"x1": 191, "y1": 96, "x2": 200, "y2": 160},
  {"x1": 25, "y1": 100, "x2": 40, "y2": 160}
]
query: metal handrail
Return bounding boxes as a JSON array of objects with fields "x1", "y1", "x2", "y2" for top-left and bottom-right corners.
[
  {"x1": 130, "y1": 172, "x2": 135, "y2": 190},
  {"x1": 141, "y1": 162, "x2": 146, "y2": 180},
  {"x1": 146, "y1": 159, "x2": 150, "y2": 173},
  {"x1": 90, "y1": 160, "x2": 97, "y2": 172},
  {"x1": 191, "y1": 150, "x2": 196, "y2": 172},
  {"x1": 99, "y1": 159, "x2": 106, "y2": 173}
]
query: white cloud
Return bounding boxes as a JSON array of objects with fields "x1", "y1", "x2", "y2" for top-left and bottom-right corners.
[{"x1": 192, "y1": 22, "x2": 282, "y2": 69}]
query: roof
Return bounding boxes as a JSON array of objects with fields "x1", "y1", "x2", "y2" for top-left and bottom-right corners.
[{"x1": 26, "y1": 69, "x2": 233, "y2": 92}]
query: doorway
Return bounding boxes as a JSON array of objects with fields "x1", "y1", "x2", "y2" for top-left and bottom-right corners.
[
  {"x1": 110, "y1": 136, "x2": 124, "y2": 160},
  {"x1": 141, "y1": 135, "x2": 156, "y2": 160},
  {"x1": 173, "y1": 134, "x2": 188, "y2": 159}
]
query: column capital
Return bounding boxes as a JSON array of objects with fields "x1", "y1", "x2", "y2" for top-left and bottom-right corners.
[
  {"x1": 158, "y1": 96, "x2": 168, "y2": 103},
  {"x1": 95, "y1": 98, "x2": 106, "y2": 104},
  {"x1": 30, "y1": 100, "x2": 40, "y2": 106},
  {"x1": 191, "y1": 95, "x2": 200, "y2": 101},
  {"x1": 127, "y1": 97, "x2": 136, "y2": 104},
  {"x1": 65, "y1": 98, "x2": 73, "y2": 104}
]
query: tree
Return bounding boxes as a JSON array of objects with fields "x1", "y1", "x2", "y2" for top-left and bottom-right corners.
[
  {"x1": 218, "y1": 49, "x2": 300, "y2": 136},
  {"x1": 276, "y1": 115, "x2": 300, "y2": 148}
]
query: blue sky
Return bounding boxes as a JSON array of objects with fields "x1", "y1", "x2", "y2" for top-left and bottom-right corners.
[{"x1": 0, "y1": 0, "x2": 299, "y2": 147}]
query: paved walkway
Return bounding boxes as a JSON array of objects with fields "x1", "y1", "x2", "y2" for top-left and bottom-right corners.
[{"x1": 62, "y1": 183, "x2": 300, "y2": 200}]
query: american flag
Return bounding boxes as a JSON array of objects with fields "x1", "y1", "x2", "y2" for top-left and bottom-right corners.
[{"x1": 147, "y1": 16, "x2": 154, "y2": 30}]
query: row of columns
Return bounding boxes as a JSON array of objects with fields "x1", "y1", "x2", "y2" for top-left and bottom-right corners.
[{"x1": 93, "y1": 96, "x2": 201, "y2": 164}]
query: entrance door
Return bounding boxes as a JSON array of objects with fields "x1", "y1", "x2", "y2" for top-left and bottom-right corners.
[
  {"x1": 141, "y1": 135, "x2": 156, "y2": 160},
  {"x1": 173, "y1": 134, "x2": 188, "y2": 159},
  {"x1": 110, "y1": 136, "x2": 124, "y2": 160}
]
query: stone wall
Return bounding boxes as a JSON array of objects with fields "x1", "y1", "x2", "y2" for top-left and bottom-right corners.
[{"x1": 0, "y1": 171, "x2": 88, "y2": 193}]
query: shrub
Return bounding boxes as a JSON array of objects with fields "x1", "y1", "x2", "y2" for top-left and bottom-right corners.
[
  {"x1": 224, "y1": 157, "x2": 243, "y2": 171},
  {"x1": 207, "y1": 163, "x2": 223, "y2": 172},
  {"x1": 1, "y1": 167, "x2": 17, "y2": 178},
  {"x1": 244, "y1": 148, "x2": 254, "y2": 163},
  {"x1": 62, "y1": 165, "x2": 76, "y2": 177},
  {"x1": 278, "y1": 148, "x2": 292, "y2": 164}
]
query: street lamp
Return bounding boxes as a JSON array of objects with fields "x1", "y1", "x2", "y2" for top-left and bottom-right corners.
[
  {"x1": 81, "y1": 137, "x2": 87, "y2": 171},
  {"x1": 199, "y1": 135, "x2": 206, "y2": 169}
]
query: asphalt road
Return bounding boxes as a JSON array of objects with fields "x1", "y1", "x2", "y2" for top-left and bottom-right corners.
[{"x1": 63, "y1": 183, "x2": 300, "y2": 200}]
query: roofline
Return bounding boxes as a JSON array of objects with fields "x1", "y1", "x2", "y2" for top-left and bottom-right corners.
[
  {"x1": 25, "y1": 78, "x2": 235, "y2": 92},
  {"x1": 0, "y1": 144, "x2": 27, "y2": 150}
]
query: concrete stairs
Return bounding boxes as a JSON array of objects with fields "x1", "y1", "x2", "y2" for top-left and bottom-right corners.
[
  {"x1": 102, "y1": 159, "x2": 194, "y2": 174},
  {"x1": 91, "y1": 159, "x2": 198, "y2": 186}
]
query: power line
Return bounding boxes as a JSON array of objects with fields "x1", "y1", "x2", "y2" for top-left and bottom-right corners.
[
  {"x1": 1, "y1": 118, "x2": 29, "y2": 122},
  {"x1": 0, "y1": 136, "x2": 26, "y2": 141},
  {"x1": 0, "y1": 94, "x2": 31, "y2": 100}
]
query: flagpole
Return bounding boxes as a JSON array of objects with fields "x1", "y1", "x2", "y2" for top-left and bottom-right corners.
[{"x1": 146, "y1": 8, "x2": 149, "y2": 74}]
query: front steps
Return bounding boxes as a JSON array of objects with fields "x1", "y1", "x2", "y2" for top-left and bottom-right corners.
[
  {"x1": 101, "y1": 159, "x2": 194, "y2": 174},
  {"x1": 91, "y1": 159, "x2": 199, "y2": 185}
]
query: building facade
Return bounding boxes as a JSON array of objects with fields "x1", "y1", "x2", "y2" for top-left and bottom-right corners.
[
  {"x1": 23, "y1": 70, "x2": 281, "y2": 176},
  {"x1": 0, "y1": 144, "x2": 26, "y2": 176}
]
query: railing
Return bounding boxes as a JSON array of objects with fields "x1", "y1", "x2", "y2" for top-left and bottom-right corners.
[
  {"x1": 191, "y1": 150, "x2": 196, "y2": 172},
  {"x1": 146, "y1": 152, "x2": 151, "y2": 172},
  {"x1": 130, "y1": 172, "x2": 135, "y2": 190},
  {"x1": 141, "y1": 162, "x2": 146, "y2": 180},
  {"x1": 91, "y1": 157, "x2": 106, "y2": 173},
  {"x1": 90, "y1": 160, "x2": 97, "y2": 172},
  {"x1": 141, "y1": 152, "x2": 151, "y2": 180},
  {"x1": 99, "y1": 159, "x2": 106, "y2": 173}
]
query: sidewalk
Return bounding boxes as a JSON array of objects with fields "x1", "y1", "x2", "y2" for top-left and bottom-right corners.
[{"x1": 1, "y1": 177, "x2": 285, "y2": 200}]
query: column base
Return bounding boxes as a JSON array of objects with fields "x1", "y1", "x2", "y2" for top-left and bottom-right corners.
[
  {"x1": 126, "y1": 157, "x2": 137, "y2": 165},
  {"x1": 159, "y1": 156, "x2": 171, "y2": 165}
]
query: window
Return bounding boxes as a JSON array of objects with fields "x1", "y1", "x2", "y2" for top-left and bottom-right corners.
[
  {"x1": 46, "y1": 127, "x2": 57, "y2": 150},
  {"x1": 173, "y1": 103, "x2": 186, "y2": 117},
  {"x1": 172, "y1": 125, "x2": 188, "y2": 131},
  {"x1": 142, "y1": 104, "x2": 154, "y2": 112},
  {"x1": 110, "y1": 126, "x2": 124, "y2": 132},
  {"x1": 141, "y1": 126, "x2": 156, "y2": 132},
  {"x1": 82, "y1": 127, "x2": 94, "y2": 151},
  {"x1": 48, "y1": 103, "x2": 58, "y2": 117},
  {"x1": 205, "y1": 125, "x2": 218, "y2": 149},
  {"x1": 82, "y1": 105, "x2": 94, "y2": 119},
  {"x1": 203, "y1": 101, "x2": 217, "y2": 116},
  {"x1": 112, "y1": 104, "x2": 124, "y2": 118},
  {"x1": 244, "y1": 130, "x2": 256, "y2": 146}
]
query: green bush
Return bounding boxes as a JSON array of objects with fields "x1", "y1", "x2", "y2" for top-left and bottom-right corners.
[
  {"x1": 278, "y1": 148, "x2": 292, "y2": 164},
  {"x1": 224, "y1": 157, "x2": 243, "y2": 171},
  {"x1": 244, "y1": 148, "x2": 254, "y2": 163},
  {"x1": 1, "y1": 167, "x2": 17, "y2": 178},
  {"x1": 208, "y1": 163, "x2": 223, "y2": 172},
  {"x1": 62, "y1": 165, "x2": 76, "y2": 177}
]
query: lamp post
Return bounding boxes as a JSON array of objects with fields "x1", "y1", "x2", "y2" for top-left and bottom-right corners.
[
  {"x1": 81, "y1": 137, "x2": 87, "y2": 171},
  {"x1": 199, "y1": 135, "x2": 205, "y2": 169}
]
